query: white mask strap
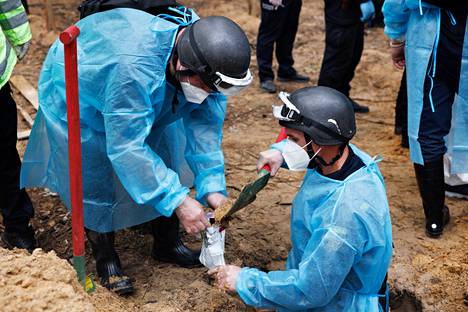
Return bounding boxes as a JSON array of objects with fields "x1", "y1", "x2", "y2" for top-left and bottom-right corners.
[{"x1": 310, "y1": 146, "x2": 322, "y2": 160}]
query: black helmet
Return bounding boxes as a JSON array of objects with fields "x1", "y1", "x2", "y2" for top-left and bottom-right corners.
[
  {"x1": 273, "y1": 86, "x2": 356, "y2": 145},
  {"x1": 177, "y1": 16, "x2": 252, "y2": 92}
]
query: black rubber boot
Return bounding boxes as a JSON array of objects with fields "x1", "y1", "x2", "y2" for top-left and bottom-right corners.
[
  {"x1": 86, "y1": 230, "x2": 134, "y2": 295},
  {"x1": 414, "y1": 159, "x2": 450, "y2": 238},
  {"x1": 151, "y1": 214, "x2": 201, "y2": 268},
  {"x1": 445, "y1": 183, "x2": 468, "y2": 200},
  {"x1": 2, "y1": 225, "x2": 36, "y2": 253}
]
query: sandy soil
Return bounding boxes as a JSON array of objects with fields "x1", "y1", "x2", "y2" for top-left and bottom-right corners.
[
  {"x1": 1, "y1": 0, "x2": 466, "y2": 311},
  {"x1": 0, "y1": 248, "x2": 94, "y2": 312}
]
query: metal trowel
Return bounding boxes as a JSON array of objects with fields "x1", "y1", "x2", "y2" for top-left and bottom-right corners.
[{"x1": 220, "y1": 128, "x2": 288, "y2": 222}]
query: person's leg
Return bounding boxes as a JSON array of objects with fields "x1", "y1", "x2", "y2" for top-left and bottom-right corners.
[
  {"x1": 257, "y1": 0, "x2": 286, "y2": 84},
  {"x1": 418, "y1": 71, "x2": 455, "y2": 157},
  {"x1": 368, "y1": 0, "x2": 384, "y2": 28},
  {"x1": 439, "y1": 12, "x2": 468, "y2": 199},
  {"x1": 0, "y1": 82, "x2": 35, "y2": 252},
  {"x1": 415, "y1": 75, "x2": 454, "y2": 237},
  {"x1": 151, "y1": 213, "x2": 201, "y2": 267},
  {"x1": 276, "y1": 0, "x2": 308, "y2": 81},
  {"x1": 86, "y1": 229, "x2": 134, "y2": 295},
  {"x1": 444, "y1": 154, "x2": 468, "y2": 199},
  {"x1": 318, "y1": 22, "x2": 368, "y2": 112},
  {"x1": 318, "y1": 22, "x2": 357, "y2": 96},
  {"x1": 414, "y1": 11, "x2": 466, "y2": 237},
  {"x1": 345, "y1": 23, "x2": 364, "y2": 96},
  {"x1": 343, "y1": 23, "x2": 369, "y2": 113},
  {"x1": 395, "y1": 70, "x2": 409, "y2": 147}
]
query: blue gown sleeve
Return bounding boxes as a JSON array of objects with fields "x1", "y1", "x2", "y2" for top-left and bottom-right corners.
[
  {"x1": 382, "y1": 0, "x2": 411, "y2": 40},
  {"x1": 236, "y1": 225, "x2": 363, "y2": 310},
  {"x1": 183, "y1": 93, "x2": 228, "y2": 204},
  {"x1": 271, "y1": 139, "x2": 291, "y2": 169},
  {"x1": 102, "y1": 63, "x2": 189, "y2": 217},
  {"x1": 270, "y1": 139, "x2": 287, "y2": 151}
]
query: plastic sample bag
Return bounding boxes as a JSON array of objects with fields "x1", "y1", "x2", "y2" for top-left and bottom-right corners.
[{"x1": 200, "y1": 226, "x2": 226, "y2": 269}]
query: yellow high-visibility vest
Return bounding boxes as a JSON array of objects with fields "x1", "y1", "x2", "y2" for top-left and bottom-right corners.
[{"x1": 0, "y1": 0, "x2": 31, "y2": 89}]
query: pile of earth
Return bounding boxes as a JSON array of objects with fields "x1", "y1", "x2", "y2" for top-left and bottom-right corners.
[{"x1": 0, "y1": 247, "x2": 134, "y2": 312}]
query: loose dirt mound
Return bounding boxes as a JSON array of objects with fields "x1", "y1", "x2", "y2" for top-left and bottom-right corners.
[
  {"x1": 0, "y1": 247, "x2": 136, "y2": 312},
  {"x1": 0, "y1": 248, "x2": 94, "y2": 312}
]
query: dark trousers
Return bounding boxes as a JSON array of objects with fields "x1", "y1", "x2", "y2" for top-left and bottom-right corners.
[
  {"x1": 318, "y1": 21, "x2": 364, "y2": 97},
  {"x1": 0, "y1": 83, "x2": 34, "y2": 233},
  {"x1": 395, "y1": 70, "x2": 408, "y2": 145},
  {"x1": 419, "y1": 69, "x2": 459, "y2": 162},
  {"x1": 256, "y1": 0, "x2": 302, "y2": 82},
  {"x1": 418, "y1": 13, "x2": 465, "y2": 163}
]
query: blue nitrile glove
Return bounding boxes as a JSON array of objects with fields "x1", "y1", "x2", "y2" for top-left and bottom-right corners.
[{"x1": 360, "y1": 0, "x2": 375, "y2": 23}]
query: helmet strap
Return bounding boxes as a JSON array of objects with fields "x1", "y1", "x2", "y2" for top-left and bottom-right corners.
[
  {"x1": 314, "y1": 143, "x2": 348, "y2": 167},
  {"x1": 304, "y1": 133, "x2": 320, "y2": 169},
  {"x1": 187, "y1": 24, "x2": 219, "y2": 89},
  {"x1": 171, "y1": 28, "x2": 185, "y2": 76},
  {"x1": 171, "y1": 47, "x2": 178, "y2": 73},
  {"x1": 303, "y1": 133, "x2": 314, "y2": 154}
]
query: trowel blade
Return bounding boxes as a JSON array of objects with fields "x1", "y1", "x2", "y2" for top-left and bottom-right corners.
[{"x1": 223, "y1": 172, "x2": 271, "y2": 220}]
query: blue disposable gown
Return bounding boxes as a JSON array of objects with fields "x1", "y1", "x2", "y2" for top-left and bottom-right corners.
[
  {"x1": 20, "y1": 8, "x2": 228, "y2": 232},
  {"x1": 382, "y1": 0, "x2": 468, "y2": 174},
  {"x1": 236, "y1": 144, "x2": 393, "y2": 312}
]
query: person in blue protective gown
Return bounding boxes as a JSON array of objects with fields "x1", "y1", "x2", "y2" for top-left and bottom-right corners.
[
  {"x1": 383, "y1": 0, "x2": 467, "y2": 237},
  {"x1": 20, "y1": 7, "x2": 253, "y2": 295},
  {"x1": 209, "y1": 86, "x2": 393, "y2": 312}
]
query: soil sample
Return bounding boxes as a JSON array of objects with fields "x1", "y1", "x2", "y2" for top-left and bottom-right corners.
[{"x1": 214, "y1": 198, "x2": 236, "y2": 224}]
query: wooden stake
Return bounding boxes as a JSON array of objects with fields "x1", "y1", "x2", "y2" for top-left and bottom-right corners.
[
  {"x1": 10, "y1": 76, "x2": 38, "y2": 141},
  {"x1": 16, "y1": 102, "x2": 34, "y2": 127},
  {"x1": 18, "y1": 130, "x2": 31, "y2": 140},
  {"x1": 10, "y1": 75, "x2": 39, "y2": 110}
]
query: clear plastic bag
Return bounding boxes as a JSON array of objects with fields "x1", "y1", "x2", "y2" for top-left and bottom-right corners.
[{"x1": 199, "y1": 226, "x2": 226, "y2": 269}]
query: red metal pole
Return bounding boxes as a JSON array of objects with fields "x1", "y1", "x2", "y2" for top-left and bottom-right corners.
[{"x1": 60, "y1": 25, "x2": 86, "y2": 286}]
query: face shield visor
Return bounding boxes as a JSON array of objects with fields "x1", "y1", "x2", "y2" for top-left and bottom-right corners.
[
  {"x1": 212, "y1": 70, "x2": 253, "y2": 96},
  {"x1": 272, "y1": 91, "x2": 302, "y2": 122}
]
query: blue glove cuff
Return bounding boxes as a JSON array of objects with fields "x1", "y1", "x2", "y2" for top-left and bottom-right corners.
[{"x1": 360, "y1": 0, "x2": 376, "y2": 23}]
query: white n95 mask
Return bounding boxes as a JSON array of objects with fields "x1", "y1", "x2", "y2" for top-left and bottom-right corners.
[
  {"x1": 180, "y1": 81, "x2": 210, "y2": 104},
  {"x1": 282, "y1": 139, "x2": 322, "y2": 171}
]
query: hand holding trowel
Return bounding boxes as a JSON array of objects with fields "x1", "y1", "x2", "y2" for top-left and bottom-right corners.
[{"x1": 215, "y1": 128, "x2": 288, "y2": 225}]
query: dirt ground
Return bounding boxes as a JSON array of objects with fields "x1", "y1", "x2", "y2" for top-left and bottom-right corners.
[{"x1": 1, "y1": 0, "x2": 467, "y2": 311}]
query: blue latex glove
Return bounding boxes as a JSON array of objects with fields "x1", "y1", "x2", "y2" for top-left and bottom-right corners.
[{"x1": 360, "y1": 0, "x2": 375, "y2": 23}]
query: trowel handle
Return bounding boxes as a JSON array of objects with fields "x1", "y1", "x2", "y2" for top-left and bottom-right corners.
[{"x1": 261, "y1": 127, "x2": 288, "y2": 173}]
